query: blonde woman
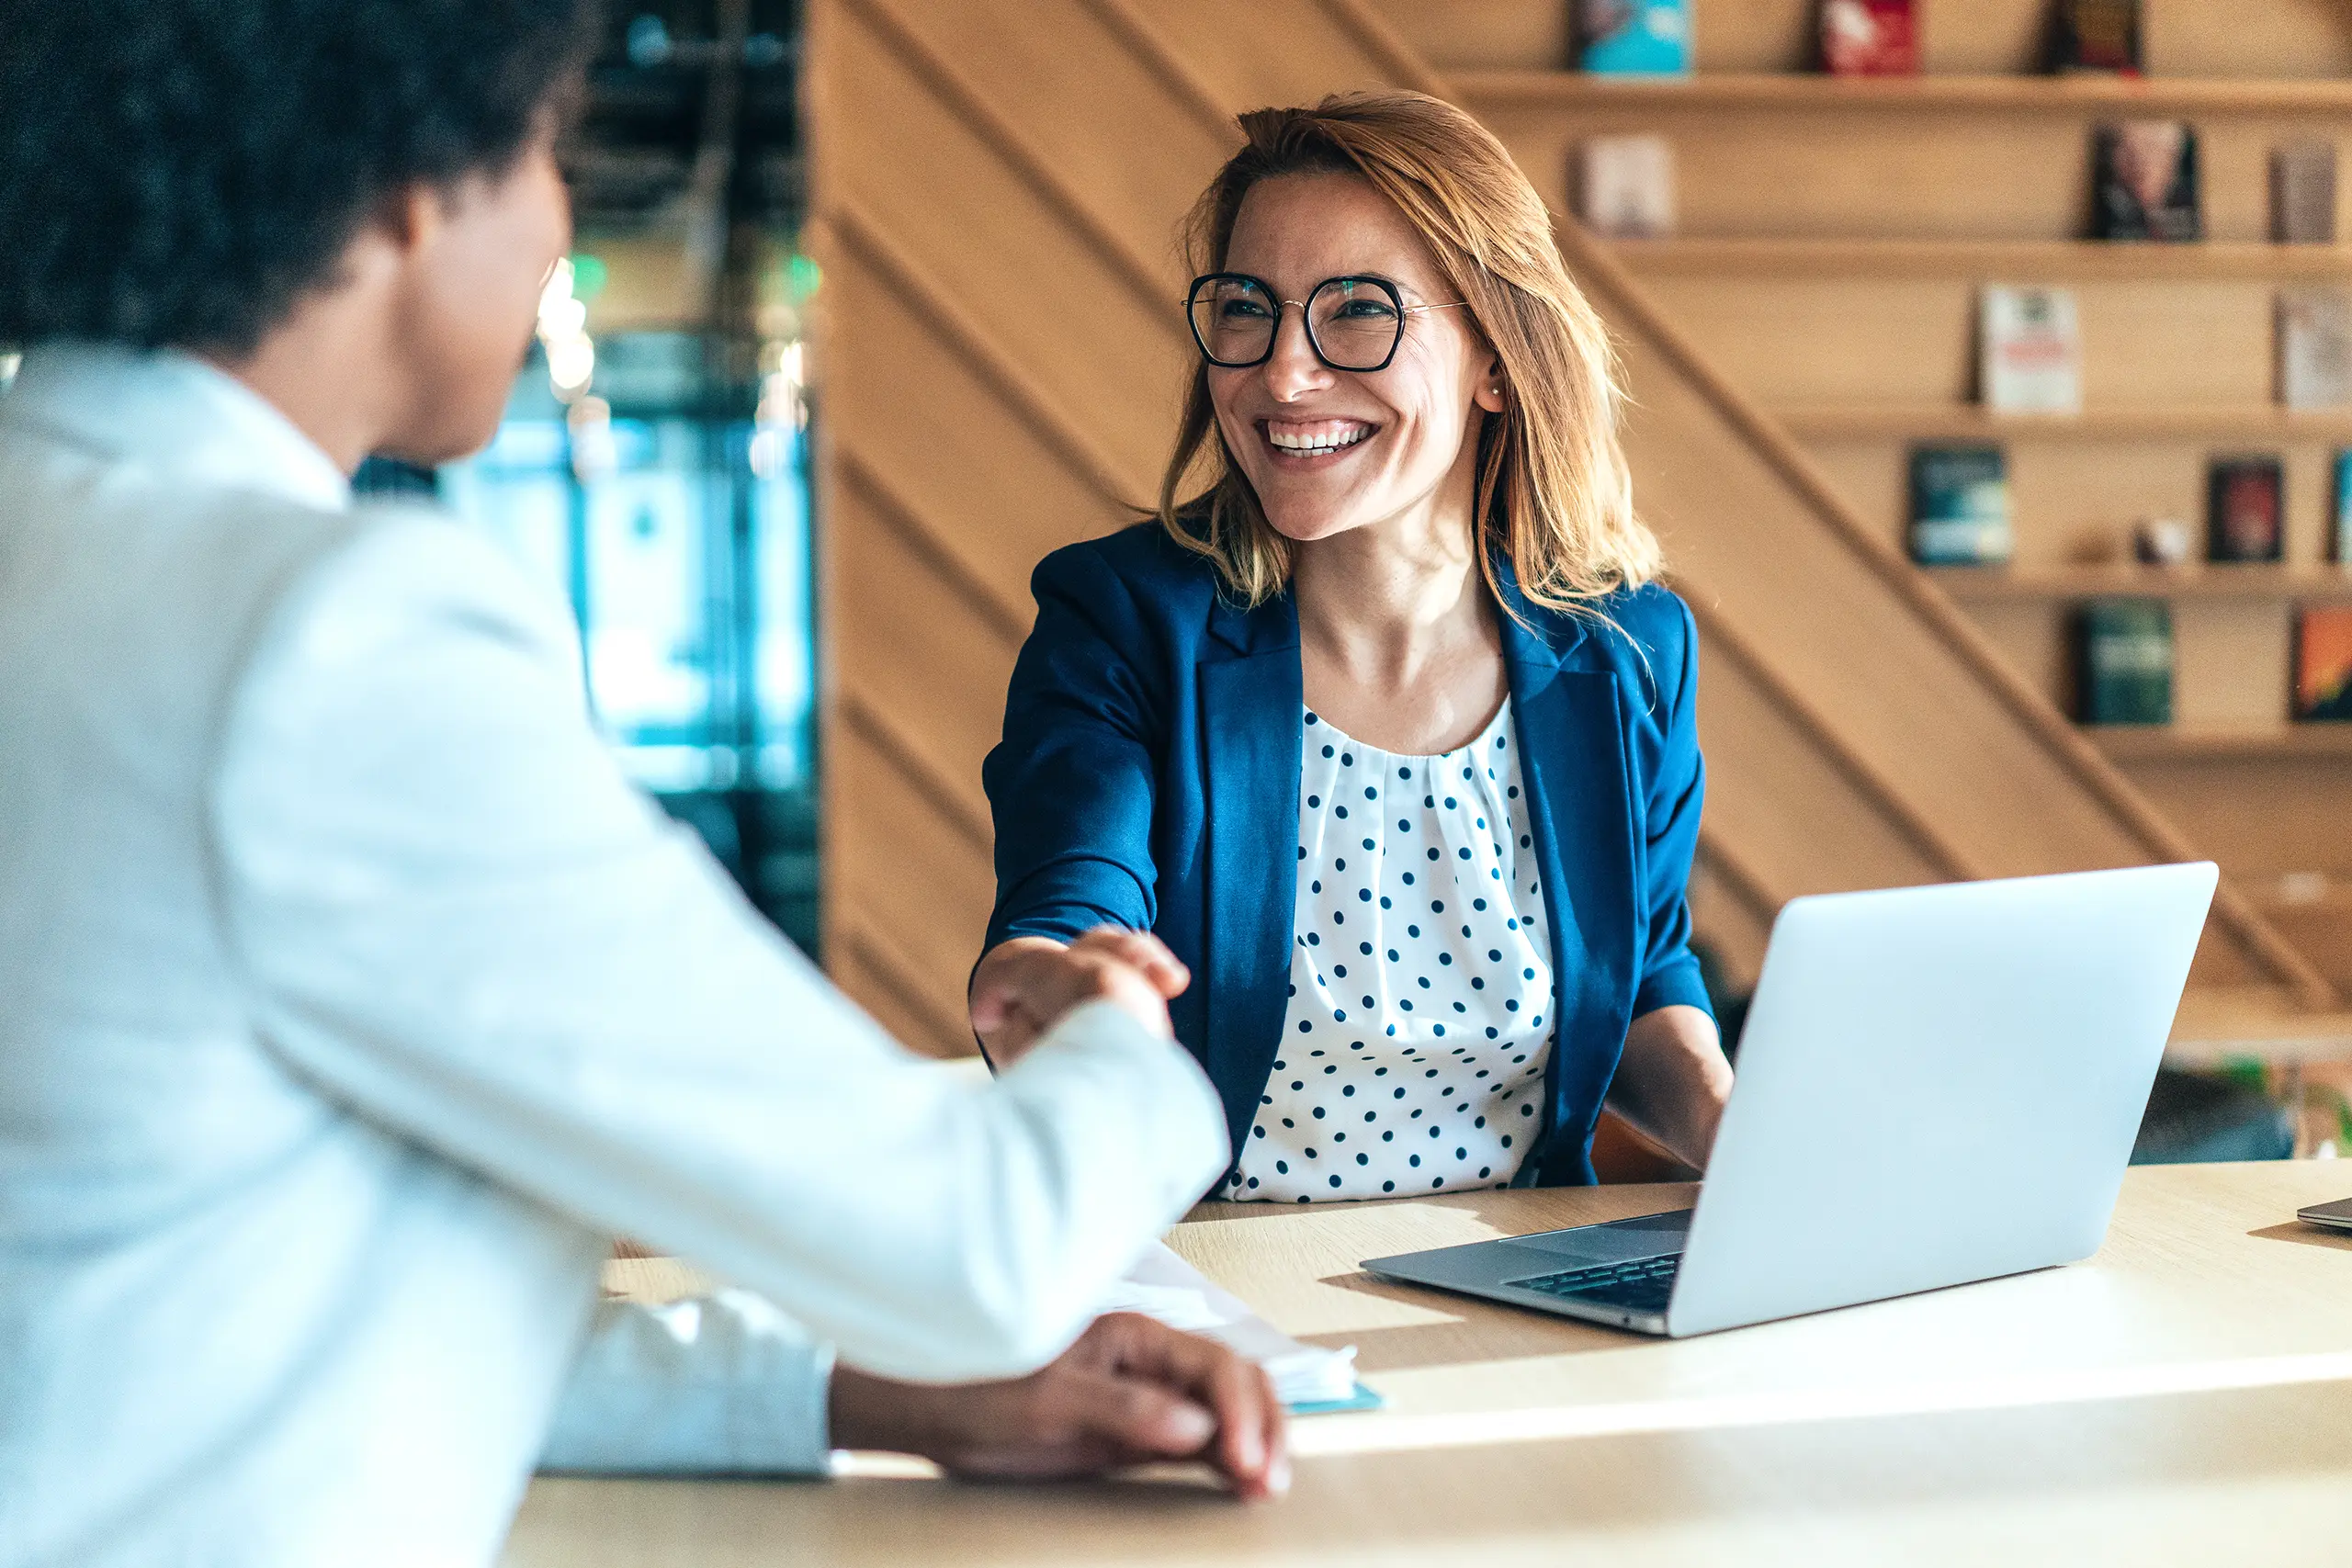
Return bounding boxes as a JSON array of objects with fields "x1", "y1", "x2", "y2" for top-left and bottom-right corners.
[{"x1": 970, "y1": 92, "x2": 1733, "y2": 1201}]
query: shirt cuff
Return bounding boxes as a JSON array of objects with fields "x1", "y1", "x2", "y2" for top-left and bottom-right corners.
[
  {"x1": 537, "y1": 1291, "x2": 836, "y2": 1476},
  {"x1": 1632, "y1": 955, "x2": 1715, "y2": 1024}
]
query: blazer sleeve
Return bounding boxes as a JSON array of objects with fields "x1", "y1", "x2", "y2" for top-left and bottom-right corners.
[
  {"x1": 982, "y1": 544, "x2": 1165, "y2": 952},
  {"x1": 210, "y1": 513, "x2": 1230, "y2": 1384},
  {"x1": 1632, "y1": 594, "x2": 1715, "y2": 1021}
]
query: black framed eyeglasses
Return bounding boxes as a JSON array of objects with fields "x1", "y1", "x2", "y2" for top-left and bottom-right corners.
[{"x1": 1184, "y1": 272, "x2": 1469, "y2": 373}]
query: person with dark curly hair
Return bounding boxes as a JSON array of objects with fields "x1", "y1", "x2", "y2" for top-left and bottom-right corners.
[{"x1": 0, "y1": 5, "x2": 1283, "y2": 1562}]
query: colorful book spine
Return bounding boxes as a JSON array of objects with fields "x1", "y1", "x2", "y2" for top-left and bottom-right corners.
[
  {"x1": 2075, "y1": 599, "x2": 2173, "y2": 726},
  {"x1": 2052, "y1": 0, "x2": 2142, "y2": 73},
  {"x1": 2278, "y1": 288, "x2": 2352, "y2": 409},
  {"x1": 1908, "y1": 446, "x2": 2012, "y2": 566},
  {"x1": 1576, "y1": 135, "x2": 1677, "y2": 238},
  {"x1": 2208, "y1": 456, "x2": 2286, "y2": 563},
  {"x1": 1821, "y1": 0, "x2": 1917, "y2": 76},
  {"x1": 2333, "y1": 449, "x2": 2352, "y2": 564},
  {"x1": 2091, "y1": 121, "x2": 2200, "y2": 243},
  {"x1": 2271, "y1": 141, "x2": 2338, "y2": 244},
  {"x1": 1979, "y1": 286, "x2": 2083, "y2": 414},
  {"x1": 2294, "y1": 605, "x2": 2352, "y2": 722},
  {"x1": 1577, "y1": 0, "x2": 1691, "y2": 77}
]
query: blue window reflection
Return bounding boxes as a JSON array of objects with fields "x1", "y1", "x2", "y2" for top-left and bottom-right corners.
[{"x1": 367, "y1": 332, "x2": 819, "y2": 951}]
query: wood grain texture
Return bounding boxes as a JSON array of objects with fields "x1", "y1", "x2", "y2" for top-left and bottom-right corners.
[{"x1": 513, "y1": 1164, "x2": 2352, "y2": 1566}]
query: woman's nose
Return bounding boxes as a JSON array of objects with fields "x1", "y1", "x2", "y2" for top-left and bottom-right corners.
[{"x1": 1261, "y1": 304, "x2": 1332, "y2": 402}]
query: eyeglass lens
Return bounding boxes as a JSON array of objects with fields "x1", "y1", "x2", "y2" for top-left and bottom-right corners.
[{"x1": 1188, "y1": 276, "x2": 1405, "y2": 371}]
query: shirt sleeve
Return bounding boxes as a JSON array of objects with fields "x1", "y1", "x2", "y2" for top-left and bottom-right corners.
[
  {"x1": 981, "y1": 543, "x2": 1164, "y2": 952},
  {"x1": 209, "y1": 512, "x2": 1231, "y2": 1384},
  {"x1": 537, "y1": 1292, "x2": 835, "y2": 1477},
  {"x1": 1631, "y1": 592, "x2": 1714, "y2": 1022}
]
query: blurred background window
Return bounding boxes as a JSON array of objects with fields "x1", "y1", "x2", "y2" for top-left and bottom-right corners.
[{"x1": 356, "y1": 2, "x2": 819, "y2": 952}]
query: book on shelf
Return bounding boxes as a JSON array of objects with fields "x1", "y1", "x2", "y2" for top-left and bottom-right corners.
[
  {"x1": 2091, "y1": 121, "x2": 2199, "y2": 243},
  {"x1": 2271, "y1": 141, "x2": 2338, "y2": 244},
  {"x1": 1978, "y1": 286, "x2": 2082, "y2": 414},
  {"x1": 1820, "y1": 0, "x2": 1916, "y2": 76},
  {"x1": 2051, "y1": 0, "x2": 2141, "y2": 74},
  {"x1": 2278, "y1": 288, "x2": 2352, "y2": 409},
  {"x1": 2294, "y1": 605, "x2": 2352, "y2": 722},
  {"x1": 2208, "y1": 456, "x2": 2286, "y2": 563},
  {"x1": 1576, "y1": 135, "x2": 1676, "y2": 238},
  {"x1": 2334, "y1": 449, "x2": 2352, "y2": 564},
  {"x1": 1577, "y1": 0, "x2": 1691, "y2": 76},
  {"x1": 2075, "y1": 599, "x2": 2172, "y2": 726},
  {"x1": 1908, "y1": 446, "x2": 2011, "y2": 566}
]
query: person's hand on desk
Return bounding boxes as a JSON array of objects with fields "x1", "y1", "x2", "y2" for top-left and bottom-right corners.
[
  {"x1": 969, "y1": 928, "x2": 1190, "y2": 1066},
  {"x1": 828, "y1": 1312, "x2": 1290, "y2": 1499}
]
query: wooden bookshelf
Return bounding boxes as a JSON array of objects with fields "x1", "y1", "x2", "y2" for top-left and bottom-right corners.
[
  {"x1": 1459, "y1": 71, "x2": 2352, "y2": 117},
  {"x1": 1612, "y1": 238, "x2": 2352, "y2": 280},
  {"x1": 2090, "y1": 725, "x2": 2352, "y2": 761},
  {"x1": 1781, "y1": 404, "x2": 2352, "y2": 442},
  {"x1": 1931, "y1": 565, "x2": 2352, "y2": 603}
]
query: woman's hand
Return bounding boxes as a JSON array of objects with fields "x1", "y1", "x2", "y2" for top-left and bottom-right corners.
[
  {"x1": 827, "y1": 1312, "x2": 1290, "y2": 1499},
  {"x1": 969, "y1": 928, "x2": 1192, "y2": 1066}
]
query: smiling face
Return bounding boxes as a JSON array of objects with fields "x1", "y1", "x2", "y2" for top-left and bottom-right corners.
[{"x1": 1207, "y1": 172, "x2": 1502, "y2": 548}]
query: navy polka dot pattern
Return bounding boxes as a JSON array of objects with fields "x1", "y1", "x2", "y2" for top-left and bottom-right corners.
[{"x1": 1233, "y1": 703, "x2": 1554, "y2": 1203}]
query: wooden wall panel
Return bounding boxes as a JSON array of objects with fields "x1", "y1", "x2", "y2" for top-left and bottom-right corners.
[
  {"x1": 831, "y1": 480, "x2": 1021, "y2": 805},
  {"x1": 1691, "y1": 642, "x2": 1949, "y2": 898},
  {"x1": 822, "y1": 254, "x2": 1132, "y2": 611},
  {"x1": 874, "y1": 0, "x2": 1235, "y2": 282},
  {"x1": 824, "y1": 1, "x2": 1188, "y2": 494},
  {"x1": 828, "y1": 716, "x2": 999, "y2": 1052}
]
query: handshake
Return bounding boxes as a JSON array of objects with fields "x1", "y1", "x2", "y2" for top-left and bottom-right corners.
[
  {"x1": 828, "y1": 927, "x2": 1287, "y2": 1497},
  {"x1": 968, "y1": 927, "x2": 1194, "y2": 1066}
]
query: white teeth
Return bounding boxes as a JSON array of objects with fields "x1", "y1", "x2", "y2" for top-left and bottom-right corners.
[{"x1": 1268, "y1": 426, "x2": 1370, "y2": 453}]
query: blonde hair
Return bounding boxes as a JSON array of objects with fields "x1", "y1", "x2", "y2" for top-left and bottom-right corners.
[{"x1": 1158, "y1": 90, "x2": 1660, "y2": 615}]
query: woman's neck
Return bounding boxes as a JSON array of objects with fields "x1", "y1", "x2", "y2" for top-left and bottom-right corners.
[
  {"x1": 1293, "y1": 512, "x2": 1483, "y2": 684},
  {"x1": 1290, "y1": 476, "x2": 1506, "y2": 754}
]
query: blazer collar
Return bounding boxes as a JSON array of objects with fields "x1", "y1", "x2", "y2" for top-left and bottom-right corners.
[
  {"x1": 3, "y1": 344, "x2": 351, "y2": 513},
  {"x1": 1205, "y1": 584, "x2": 1297, "y2": 657},
  {"x1": 1493, "y1": 557, "x2": 1593, "y2": 679}
]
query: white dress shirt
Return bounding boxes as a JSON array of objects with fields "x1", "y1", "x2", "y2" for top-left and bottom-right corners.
[{"x1": 0, "y1": 345, "x2": 1229, "y2": 1568}]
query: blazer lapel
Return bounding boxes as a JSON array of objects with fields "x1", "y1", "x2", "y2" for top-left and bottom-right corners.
[
  {"x1": 1498, "y1": 591, "x2": 1638, "y2": 1184},
  {"x1": 1200, "y1": 592, "x2": 1304, "y2": 1157}
]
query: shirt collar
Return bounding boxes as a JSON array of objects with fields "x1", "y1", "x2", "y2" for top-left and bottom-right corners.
[{"x1": 1, "y1": 343, "x2": 352, "y2": 513}]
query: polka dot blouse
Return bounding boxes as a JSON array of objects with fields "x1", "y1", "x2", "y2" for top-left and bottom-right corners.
[{"x1": 1229, "y1": 703, "x2": 1554, "y2": 1202}]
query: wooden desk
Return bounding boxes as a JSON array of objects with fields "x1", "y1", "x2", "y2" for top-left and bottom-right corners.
[{"x1": 504, "y1": 1163, "x2": 2352, "y2": 1566}]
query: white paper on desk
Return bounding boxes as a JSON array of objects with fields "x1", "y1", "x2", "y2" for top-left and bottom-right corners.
[{"x1": 1100, "y1": 1244, "x2": 1358, "y2": 1408}]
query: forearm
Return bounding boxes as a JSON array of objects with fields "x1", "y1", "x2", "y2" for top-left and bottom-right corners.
[{"x1": 1604, "y1": 1004, "x2": 1733, "y2": 1172}]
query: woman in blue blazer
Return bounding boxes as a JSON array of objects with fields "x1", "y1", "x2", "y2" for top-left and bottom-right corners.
[{"x1": 971, "y1": 91, "x2": 1732, "y2": 1197}]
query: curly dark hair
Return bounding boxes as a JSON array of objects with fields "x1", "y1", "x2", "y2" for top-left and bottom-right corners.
[{"x1": 0, "y1": 0, "x2": 601, "y2": 355}]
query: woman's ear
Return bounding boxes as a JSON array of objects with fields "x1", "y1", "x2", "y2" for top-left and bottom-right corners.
[{"x1": 1473, "y1": 345, "x2": 1507, "y2": 415}]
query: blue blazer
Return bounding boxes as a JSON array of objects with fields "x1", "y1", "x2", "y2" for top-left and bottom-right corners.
[{"x1": 982, "y1": 523, "x2": 1713, "y2": 1186}]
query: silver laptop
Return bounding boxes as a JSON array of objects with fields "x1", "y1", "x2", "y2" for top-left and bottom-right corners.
[{"x1": 1362, "y1": 863, "x2": 2219, "y2": 1337}]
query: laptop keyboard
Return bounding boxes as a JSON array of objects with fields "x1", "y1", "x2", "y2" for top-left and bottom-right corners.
[{"x1": 1508, "y1": 1252, "x2": 1681, "y2": 1314}]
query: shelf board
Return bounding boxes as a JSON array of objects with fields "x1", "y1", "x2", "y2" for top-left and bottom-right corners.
[
  {"x1": 1781, "y1": 403, "x2": 2352, "y2": 441},
  {"x1": 1933, "y1": 565, "x2": 2352, "y2": 602},
  {"x1": 1611, "y1": 237, "x2": 2352, "y2": 279},
  {"x1": 2089, "y1": 724, "x2": 2352, "y2": 760},
  {"x1": 1457, "y1": 70, "x2": 2352, "y2": 116}
]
